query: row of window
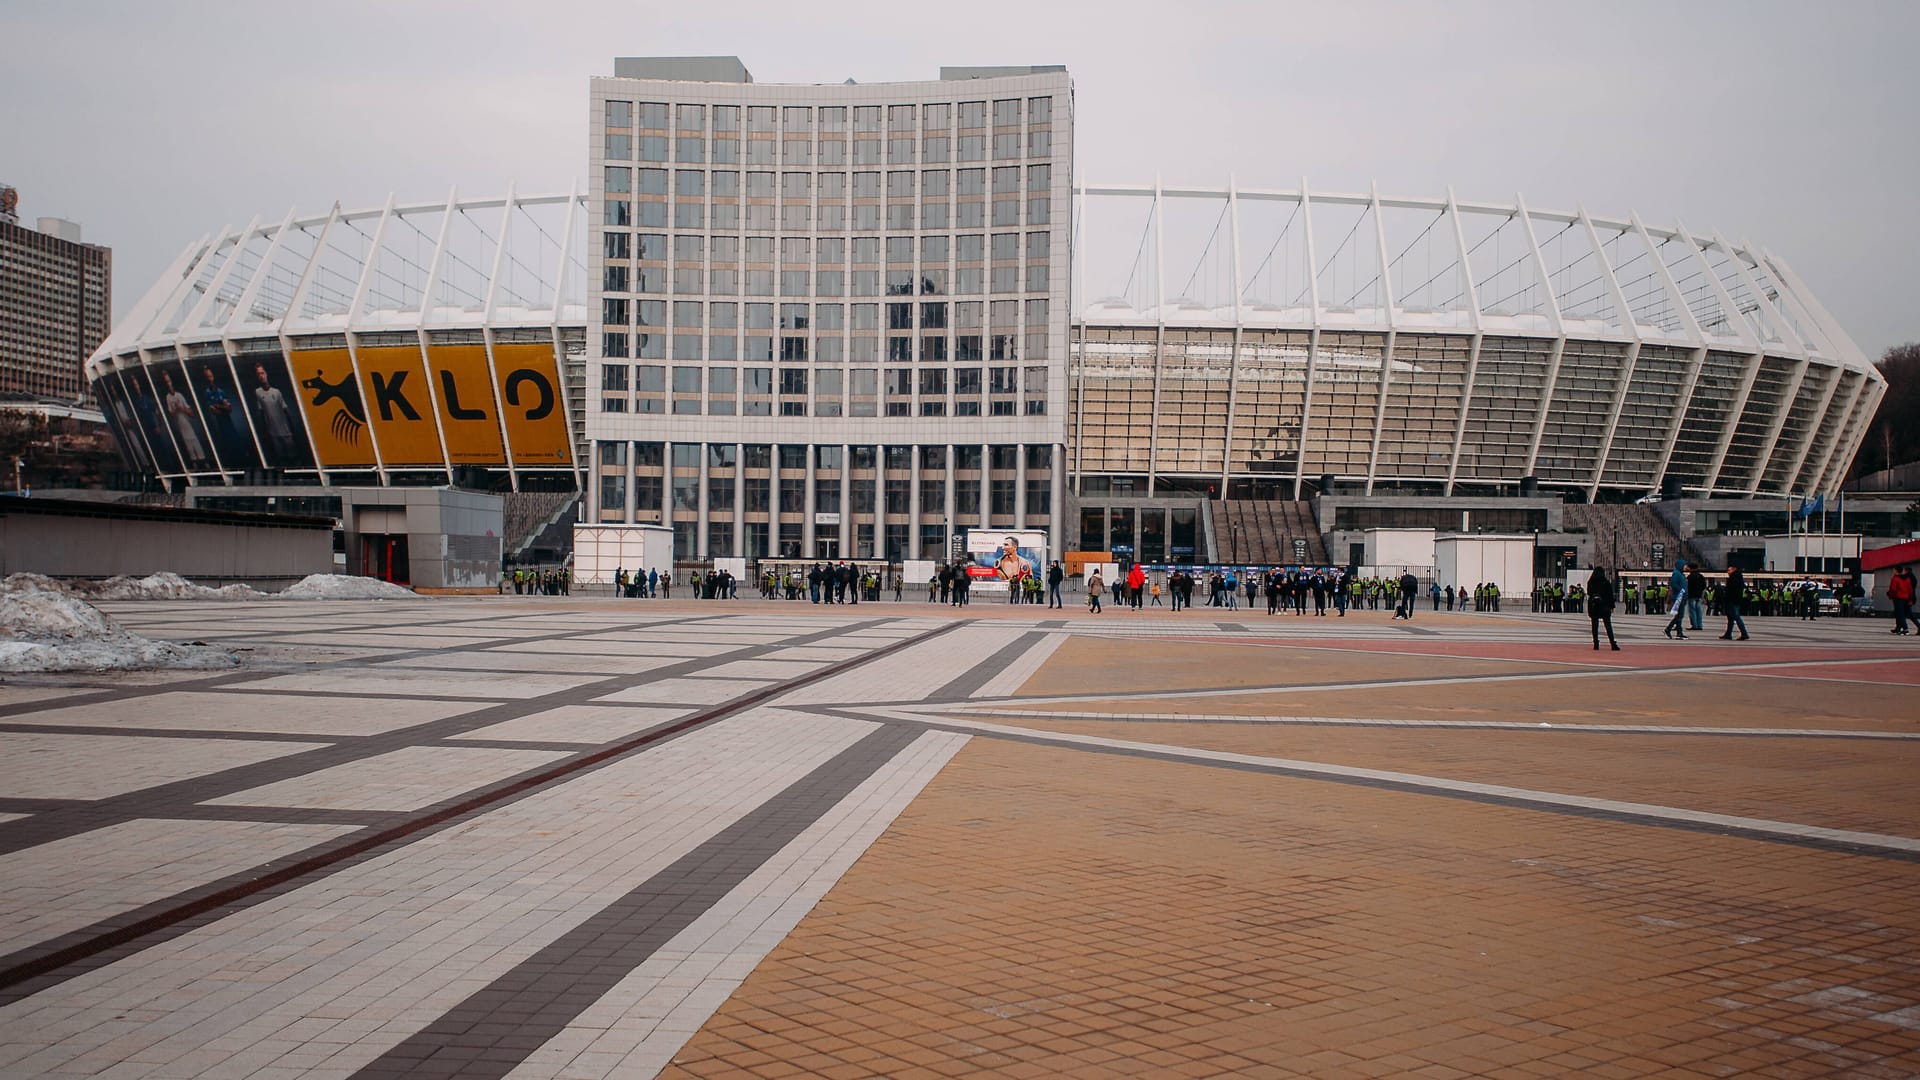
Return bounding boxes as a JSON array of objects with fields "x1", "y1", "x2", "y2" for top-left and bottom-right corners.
[
  {"x1": 600, "y1": 263, "x2": 1052, "y2": 298},
  {"x1": 605, "y1": 165, "x2": 1052, "y2": 198},
  {"x1": 605, "y1": 98, "x2": 1053, "y2": 134},
  {"x1": 600, "y1": 443, "x2": 1054, "y2": 470},
  {"x1": 606, "y1": 131, "x2": 1052, "y2": 166},
  {"x1": 602, "y1": 298, "x2": 1045, "y2": 329},
  {"x1": 605, "y1": 231, "x2": 1050, "y2": 266},
  {"x1": 605, "y1": 197, "x2": 1050, "y2": 232},
  {"x1": 603, "y1": 364, "x2": 1047, "y2": 394},
  {"x1": 602, "y1": 334, "x2": 1048, "y2": 364}
]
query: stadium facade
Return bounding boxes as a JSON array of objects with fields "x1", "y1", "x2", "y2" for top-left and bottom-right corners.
[{"x1": 86, "y1": 57, "x2": 1885, "y2": 568}]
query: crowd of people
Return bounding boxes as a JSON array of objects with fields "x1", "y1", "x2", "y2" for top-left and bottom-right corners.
[{"x1": 505, "y1": 567, "x2": 570, "y2": 595}]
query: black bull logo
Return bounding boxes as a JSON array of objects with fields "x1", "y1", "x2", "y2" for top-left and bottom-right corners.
[{"x1": 302, "y1": 366, "x2": 554, "y2": 444}]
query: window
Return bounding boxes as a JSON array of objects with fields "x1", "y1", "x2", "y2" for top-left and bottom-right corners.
[
  {"x1": 779, "y1": 368, "x2": 808, "y2": 395},
  {"x1": 603, "y1": 264, "x2": 628, "y2": 292},
  {"x1": 637, "y1": 136, "x2": 668, "y2": 162},
  {"x1": 602, "y1": 331, "x2": 629, "y2": 358},
  {"x1": 635, "y1": 365, "x2": 665, "y2": 392},
  {"x1": 601, "y1": 364, "x2": 629, "y2": 392},
  {"x1": 993, "y1": 133, "x2": 1021, "y2": 159},
  {"x1": 604, "y1": 200, "x2": 631, "y2": 226},
  {"x1": 919, "y1": 368, "x2": 947, "y2": 396},
  {"x1": 604, "y1": 231, "x2": 630, "y2": 260},
  {"x1": 672, "y1": 367, "x2": 701, "y2": 394},
  {"x1": 954, "y1": 368, "x2": 981, "y2": 395},
  {"x1": 605, "y1": 132, "x2": 631, "y2": 161},
  {"x1": 637, "y1": 102, "x2": 668, "y2": 129},
  {"x1": 748, "y1": 106, "x2": 776, "y2": 132},
  {"x1": 923, "y1": 137, "x2": 950, "y2": 163},
  {"x1": 606, "y1": 101, "x2": 632, "y2": 128},
  {"x1": 674, "y1": 170, "x2": 703, "y2": 197},
  {"x1": 959, "y1": 101, "x2": 987, "y2": 127}
]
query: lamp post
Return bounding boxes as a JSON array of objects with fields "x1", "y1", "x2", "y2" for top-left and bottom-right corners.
[{"x1": 11, "y1": 457, "x2": 20, "y2": 494}]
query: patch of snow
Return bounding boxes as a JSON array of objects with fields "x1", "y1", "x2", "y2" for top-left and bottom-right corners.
[
  {"x1": 276, "y1": 574, "x2": 419, "y2": 600},
  {"x1": 83, "y1": 572, "x2": 264, "y2": 602},
  {"x1": 0, "y1": 584, "x2": 239, "y2": 673}
]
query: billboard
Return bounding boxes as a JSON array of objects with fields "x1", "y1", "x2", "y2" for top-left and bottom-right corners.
[
  {"x1": 425, "y1": 344, "x2": 507, "y2": 464},
  {"x1": 964, "y1": 530, "x2": 1047, "y2": 593},
  {"x1": 353, "y1": 345, "x2": 446, "y2": 467},
  {"x1": 234, "y1": 352, "x2": 316, "y2": 469},
  {"x1": 290, "y1": 347, "x2": 377, "y2": 468},
  {"x1": 491, "y1": 342, "x2": 571, "y2": 466},
  {"x1": 187, "y1": 355, "x2": 261, "y2": 471}
]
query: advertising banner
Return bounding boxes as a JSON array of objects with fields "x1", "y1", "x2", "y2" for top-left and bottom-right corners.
[
  {"x1": 124, "y1": 367, "x2": 183, "y2": 475},
  {"x1": 186, "y1": 355, "x2": 261, "y2": 471},
  {"x1": 424, "y1": 344, "x2": 506, "y2": 464},
  {"x1": 353, "y1": 345, "x2": 444, "y2": 467},
  {"x1": 289, "y1": 348, "x2": 377, "y2": 468},
  {"x1": 234, "y1": 352, "x2": 316, "y2": 469},
  {"x1": 491, "y1": 342, "x2": 572, "y2": 467},
  {"x1": 964, "y1": 529, "x2": 1047, "y2": 593},
  {"x1": 148, "y1": 358, "x2": 218, "y2": 473},
  {"x1": 95, "y1": 371, "x2": 151, "y2": 472}
]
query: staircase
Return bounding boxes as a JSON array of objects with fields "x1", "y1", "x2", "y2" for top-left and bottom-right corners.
[
  {"x1": 1207, "y1": 500, "x2": 1329, "y2": 566},
  {"x1": 1563, "y1": 503, "x2": 1690, "y2": 571},
  {"x1": 506, "y1": 491, "x2": 581, "y2": 564}
]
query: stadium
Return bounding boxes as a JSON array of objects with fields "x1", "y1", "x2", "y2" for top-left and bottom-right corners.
[{"x1": 83, "y1": 59, "x2": 1889, "y2": 579}]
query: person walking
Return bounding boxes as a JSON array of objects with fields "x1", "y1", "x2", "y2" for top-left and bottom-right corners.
[
  {"x1": 1686, "y1": 564, "x2": 1708, "y2": 632},
  {"x1": 1720, "y1": 566, "x2": 1751, "y2": 641},
  {"x1": 1890, "y1": 566, "x2": 1916, "y2": 635},
  {"x1": 1047, "y1": 561, "x2": 1065, "y2": 609},
  {"x1": 1086, "y1": 570, "x2": 1105, "y2": 614},
  {"x1": 1587, "y1": 567, "x2": 1620, "y2": 651},
  {"x1": 1663, "y1": 562, "x2": 1689, "y2": 640},
  {"x1": 1128, "y1": 563, "x2": 1147, "y2": 611}
]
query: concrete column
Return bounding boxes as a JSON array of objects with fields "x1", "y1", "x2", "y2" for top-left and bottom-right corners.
[
  {"x1": 979, "y1": 442, "x2": 991, "y2": 527},
  {"x1": 803, "y1": 446, "x2": 817, "y2": 557},
  {"x1": 1050, "y1": 442, "x2": 1065, "y2": 556},
  {"x1": 731, "y1": 441, "x2": 745, "y2": 560},
  {"x1": 660, "y1": 440, "x2": 673, "y2": 522},
  {"x1": 696, "y1": 442, "x2": 710, "y2": 560},
  {"x1": 942, "y1": 443, "x2": 957, "y2": 561},
  {"x1": 622, "y1": 441, "x2": 637, "y2": 524},
  {"x1": 908, "y1": 443, "x2": 922, "y2": 559},
  {"x1": 768, "y1": 442, "x2": 781, "y2": 558},
  {"x1": 1014, "y1": 443, "x2": 1027, "y2": 529},
  {"x1": 838, "y1": 442, "x2": 851, "y2": 556}
]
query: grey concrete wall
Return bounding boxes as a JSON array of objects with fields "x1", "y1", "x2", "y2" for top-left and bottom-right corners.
[
  {"x1": 0, "y1": 513, "x2": 331, "y2": 586},
  {"x1": 340, "y1": 488, "x2": 502, "y2": 590}
]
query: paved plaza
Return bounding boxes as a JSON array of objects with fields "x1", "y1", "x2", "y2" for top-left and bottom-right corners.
[{"x1": 0, "y1": 596, "x2": 1916, "y2": 1078}]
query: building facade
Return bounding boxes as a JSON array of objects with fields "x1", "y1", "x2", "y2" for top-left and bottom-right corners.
[
  {"x1": 583, "y1": 59, "x2": 1074, "y2": 563},
  {"x1": 2, "y1": 200, "x2": 111, "y2": 403},
  {"x1": 83, "y1": 58, "x2": 1888, "y2": 573}
]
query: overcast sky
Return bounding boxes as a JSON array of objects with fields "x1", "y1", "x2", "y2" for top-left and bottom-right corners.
[{"x1": 5, "y1": 0, "x2": 1915, "y2": 359}]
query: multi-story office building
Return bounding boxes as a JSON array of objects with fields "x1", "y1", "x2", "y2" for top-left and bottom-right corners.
[
  {"x1": 2, "y1": 191, "x2": 112, "y2": 404},
  {"x1": 584, "y1": 58, "x2": 1073, "y2": 563}
]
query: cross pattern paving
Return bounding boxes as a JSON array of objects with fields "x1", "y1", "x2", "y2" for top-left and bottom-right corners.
[{"x1": 0, "y1": 597, "x2": 1915, "y2": 1078}]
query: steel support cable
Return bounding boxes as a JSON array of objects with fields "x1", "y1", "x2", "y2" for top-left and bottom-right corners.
[
  {"x1": 1177, "y1": 198, "x2": 1231, "y2": 302},
  {"x1": 1239, "y1": 199, "x2": 1301, "y2": 299},
  {"x1": 1289, "y1": 204, "x2": 1369, "y2": 308},
  {"x1": 1343, "y1": 207, "x2": 1446, "y2": 307},
  {"x1": 1117, "y1": 200, "x2": 1156, "y2": 311}
]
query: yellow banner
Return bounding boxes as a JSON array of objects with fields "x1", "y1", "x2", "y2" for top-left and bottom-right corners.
[
  {"x1": 424, "y1": 344, "x2": 506, "y2": 464},
  {"x1": 353, "y1": 345, "x2": 443, "y2": 467},
  {"x1": 491, "y1": 342, "x2": 572, "y2": 467},
  {"x1": 289, "y1": 348, "x2": 376, "y2": 468}
]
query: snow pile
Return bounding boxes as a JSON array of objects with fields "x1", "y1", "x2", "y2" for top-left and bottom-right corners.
[
  {"x1": 277, "y1": 574, "x2": 418, "y2": 600},
  {"x1": 82, "y1": 572, "x2": 263, "y2": 602},
  {"x1": 0, "y1": 583, "x2": 240, "y2": 673}
]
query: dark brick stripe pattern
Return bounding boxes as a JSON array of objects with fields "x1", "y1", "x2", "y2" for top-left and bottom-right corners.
[
  {"x1": 349, "y1": 723, "x2": 924, "y2": 1079},
  {"x1": 0, "y1": 619, "x2": 964, "y2": 1004}
]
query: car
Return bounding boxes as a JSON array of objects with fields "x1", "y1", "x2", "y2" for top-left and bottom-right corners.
[
  {"x1": 1634, "y1": 493, "x2": 1663, "y2": 505},
  {"x1": 1816, "y1": 588, "x2": 1841, "y2": 616}
]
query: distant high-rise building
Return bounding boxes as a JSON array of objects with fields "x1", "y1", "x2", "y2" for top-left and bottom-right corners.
[{"x1": 1, "y1": 188, "x2": 112, "y2": 403}]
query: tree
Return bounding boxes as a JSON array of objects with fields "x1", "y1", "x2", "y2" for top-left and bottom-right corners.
[{"x1": 1846, "y1": 343, "x2": 1920, "y2": 483}]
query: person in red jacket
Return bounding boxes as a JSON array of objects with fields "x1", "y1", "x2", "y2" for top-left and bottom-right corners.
[
  {"x1": 1127, "y1": 563, "x2": 1147, "y2": 610},
  {"x1": 1890, "y1": 566, "x2": 1917, "y2": 636}
]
